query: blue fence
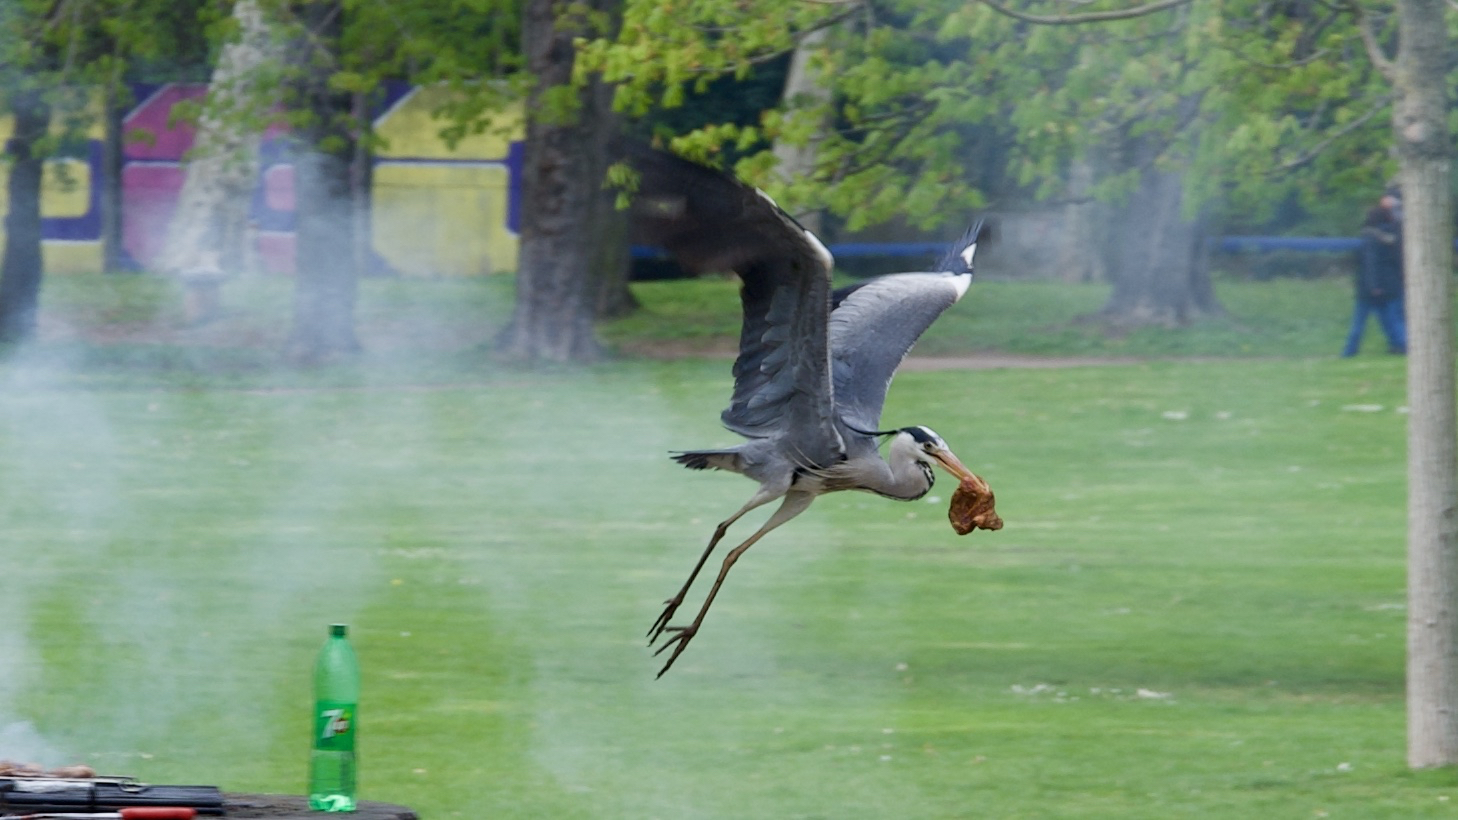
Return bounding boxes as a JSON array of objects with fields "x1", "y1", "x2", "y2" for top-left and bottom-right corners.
[
  {"x1": 1215, "y1": 236, "x2": 1363, "y2": 253},
  {"x1": 631, "y1": 242, "x2": 950, "y2": 260},
  {"x1": 633, "y1": 236, "x2": 1391, "y2": 261}
]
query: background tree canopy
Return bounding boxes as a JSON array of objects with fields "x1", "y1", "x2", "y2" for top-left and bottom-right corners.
[{"x1": 580, "y1": 0, "x2": 1433, "y2": 237}]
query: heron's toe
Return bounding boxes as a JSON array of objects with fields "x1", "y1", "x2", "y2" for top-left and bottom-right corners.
[{"x1": 652, "y1": 625, "x2": 698, "y2": 677}]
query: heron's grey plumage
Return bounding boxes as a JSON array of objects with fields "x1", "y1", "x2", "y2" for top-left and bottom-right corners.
[
  {"x1": 829, "y1": 272, "x2": 970, "y2": 433},
  {"x1": 624, "y1": 142, "x2": 987, "y2": 676}
]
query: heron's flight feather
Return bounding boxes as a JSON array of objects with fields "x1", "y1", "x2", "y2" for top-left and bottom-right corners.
[
  {"x1": 624, "y1": 143, "x2": 843, "y2": 467},
  {"x1": 828, "y1": 272, "x2": 969, "y2": 432},
  {"x1": 937, "y1": 218, "x2": 988, "y2": 274}
]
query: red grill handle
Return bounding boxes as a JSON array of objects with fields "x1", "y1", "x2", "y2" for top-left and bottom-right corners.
[{"x1": 117, "y1": 809, "x2": 196, "y2": 820}]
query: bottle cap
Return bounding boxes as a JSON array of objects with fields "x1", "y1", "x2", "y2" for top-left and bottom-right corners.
[{"x1": 329, "y1": 624, "x2": 348, "y2": 637}]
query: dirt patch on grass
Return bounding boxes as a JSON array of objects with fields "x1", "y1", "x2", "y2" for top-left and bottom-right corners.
[{"x1": 899, "y1": 353, "x2": 1146, "y2": 370}]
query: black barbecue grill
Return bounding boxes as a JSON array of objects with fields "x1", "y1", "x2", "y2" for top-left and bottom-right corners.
[{"x1": 0, "y1": 776, "x2": 224, "y2": 815}]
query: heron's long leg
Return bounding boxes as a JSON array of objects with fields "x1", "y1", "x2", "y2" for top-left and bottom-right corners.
[
  {"x1": 653, "y1": 491, "x2": 816, "y2": 678},
  {"x1": 647, "y1": 488, "x2": 782, "y2": 643}
]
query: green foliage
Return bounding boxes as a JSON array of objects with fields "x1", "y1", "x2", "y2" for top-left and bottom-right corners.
[
  {"x1": 0, "y1": 0, "x2": 212, "y2": 161},
  {"x1": 580, "y1": 0, "x2": 1457, "y2": 236},
  {"x1": 1203, "y1": 1, "x2": 1403, "y2": 232},
  {"x1": 334, "y1": 0, "x2": 526, "y2": 142},
  {"x1": 113, "y1": 0, "x2": 530, "y2": 158}
]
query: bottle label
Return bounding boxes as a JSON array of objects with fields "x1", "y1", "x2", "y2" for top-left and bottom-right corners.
[{"x1": 314, "y1": 700, "x2": 357, "y2": 751}]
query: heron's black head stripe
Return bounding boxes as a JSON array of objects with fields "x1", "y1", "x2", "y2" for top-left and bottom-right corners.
[{"x1": 903, "y1": 426, "x2": 937, "y2": 444}]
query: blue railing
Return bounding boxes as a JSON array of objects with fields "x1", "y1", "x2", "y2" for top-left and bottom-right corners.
[
  {"x1": 633, "y1": 235, "x2": 1458, "y2": 262},
  {"x1": 631, "y1": 242, "x2": 950, "y2": 260},
  {"x1": 1214, "y1": 236, "x2": 1362, "y2": 253},
  {"x1": 633, "y1": 237, "x2": 1375, "y2": 260}
]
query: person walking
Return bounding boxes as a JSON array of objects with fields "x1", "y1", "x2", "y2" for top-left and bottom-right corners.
[{"x1": 1342, "y1": 189, "x2": 1406, "y2": 357}]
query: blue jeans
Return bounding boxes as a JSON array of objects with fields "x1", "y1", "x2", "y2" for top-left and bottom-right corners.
[{"x1": 1342, "y1": 297, "x2": 1406, "y2": 356}]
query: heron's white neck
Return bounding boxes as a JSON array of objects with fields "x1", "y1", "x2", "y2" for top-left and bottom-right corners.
[{"x1": 859, "y1": 435, "x2": 935, "y2": 501}]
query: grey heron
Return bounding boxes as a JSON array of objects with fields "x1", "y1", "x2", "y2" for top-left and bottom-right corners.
[{"x1": 625, "y1": 143, "x2": 994, "y2": 677}]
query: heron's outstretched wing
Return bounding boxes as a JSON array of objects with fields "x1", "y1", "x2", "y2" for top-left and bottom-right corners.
[
  {"x1": 625, "y1": 143, "x2": 842, "y2": 465},
  {"x1": 828, "y1": 221, "x2": 985, "y2": 432}
]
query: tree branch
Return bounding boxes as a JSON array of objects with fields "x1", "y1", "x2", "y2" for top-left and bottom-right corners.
[
  {"x1": 975, "y1": 0, "x2": 1193, "y2": 26},
  {"x1": 1345, "y1": 0, "x2": 1395, "y2": 81},
  {"x1": 1225, "y1": 44, "x2": 1332, "y2": 71},
  {"x1": 1271, "y1": 92, "x2": 1394, "y2": 174},
  {"x1": 673, "y1": 6, "x2": 857, "y2": 75}
]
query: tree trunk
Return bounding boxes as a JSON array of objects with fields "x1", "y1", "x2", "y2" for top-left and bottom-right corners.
[
  {"x1": 288, "y1": 149, "x2": 359, "y2": 361},
  {"x1": 591, "y1": 177, "x2": 636, "y2": 319},
  {"x1": 498, "y1": 0, "x2": 625, "y2": 361},
  {"x1": 158, "y1": 0, "x2": 273, "y2": 279},
  {"x1": 285, "y1": 0, "x2": 360, "y2": 363},
  {"x1": 1059, "y1": 160, "x2": 1106, "y2": 283},
  {"x1": 1398, "y1": 0, "x2": 1458, "y2": 770},
  {"x1": 349, "y1": 90, "x2": 377, "y2": 279},
  {"x1": 101, "y1": 86, "x2": 127, "y2": 273},
  {"x1": 1098, "y1": 161, "x2": 1221, "y2": 326},
  {"x1": 0, "y1": 91, "x2": 51, "y2": 345},
  {"x1": 586, "y1": 73, "x2": 635, "y2": 320},
  {"x1": 771, "y1": 27, "x2": 831, "y2": 237}
]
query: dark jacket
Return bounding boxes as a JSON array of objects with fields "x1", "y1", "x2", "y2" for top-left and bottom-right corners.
[{"x1": 1357, "y1": 205, "x2": 1403, "y2": 303}]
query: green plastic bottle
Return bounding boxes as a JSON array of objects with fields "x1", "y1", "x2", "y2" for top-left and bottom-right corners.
[{"x1": 309, "y1": 624, "x2": 359, "y2": 812}]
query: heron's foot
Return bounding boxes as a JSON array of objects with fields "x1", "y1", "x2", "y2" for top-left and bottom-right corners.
[
  {"x1": 647, "y1": 596, "x2": 684, "y2": 643},
  {"x1": 651, "y1": 624, "x2": 698, "y2": 678}
]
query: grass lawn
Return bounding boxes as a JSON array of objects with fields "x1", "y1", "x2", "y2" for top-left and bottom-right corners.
[
  {"x1": 604, "y1": 273, "x2": 1372, "y2": 359},
  {"x1": 0, "y1": 271, "x2": 1444, "y2": 817},
  {"x1": 34, "y1": 268, "x2": 1396, "y2": 367}
]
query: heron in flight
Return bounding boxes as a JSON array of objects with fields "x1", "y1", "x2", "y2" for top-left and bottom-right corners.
[{"x1": 625, "y1": 143, "x2": 991, "y2": 677}]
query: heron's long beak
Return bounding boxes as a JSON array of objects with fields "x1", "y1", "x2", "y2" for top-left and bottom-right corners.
[{"x1": 930, "y1": 443, "x2": 982, "y2": 487}]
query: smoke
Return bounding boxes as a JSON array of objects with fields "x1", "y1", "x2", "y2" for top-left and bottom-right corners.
[
  {"x1": 0, "y1": 367, "x2": 391, "y2": 773},
  {"x1": 0, "y1": 370, "x2": 123, "y2": 766},
  {"x1": 0, "y1": 722, "x2": 64, "y2": 768},
  {"x1": 0, "y1": 66, "x2": 835, "y2": 810},
  {"x1": 414, "y1": 369, "x2": 845, "y2": 811},
  {"x1": 0, "y1": 1, "x2": 530, "y2": 791},
  {"x1": 0, "y1": 84, "x2": 521, "y2": 770}
]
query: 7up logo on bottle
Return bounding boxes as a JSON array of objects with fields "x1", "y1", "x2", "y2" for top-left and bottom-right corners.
[{"x1": 314, "y1": 701, "x2": 356, "y2": 751}]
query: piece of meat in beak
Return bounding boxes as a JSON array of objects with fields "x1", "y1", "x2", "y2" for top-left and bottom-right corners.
[{"x1": 933, "y1": 444, "x2": 1003, "y2": 535}]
